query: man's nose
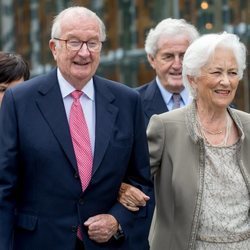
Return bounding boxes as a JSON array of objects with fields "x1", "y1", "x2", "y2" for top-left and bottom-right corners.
[
  {"x1": 172, "y1": 56, "x2": 182, "y2": 68},
  {"x1": 77, "y1": 43, "x2": 90, "y2": 55}
]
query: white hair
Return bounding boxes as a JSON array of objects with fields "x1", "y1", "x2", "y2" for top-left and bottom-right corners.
[
  {"x1": 182, "y1": 32, "x2": 247, "y2": 99},
  {"x1": 51, "y1": 6, "x2": 106, "y2": 41},
  {"x1": 145, "y1": 18, "x2": 199, "y2": 56}
]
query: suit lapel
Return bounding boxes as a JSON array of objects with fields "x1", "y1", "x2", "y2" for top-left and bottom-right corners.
[
  {"x1": 35, "y1": 69, "x2": 77, "y2": 171},
  {"x1": 35, "y1": 72, "x2": 118, "y2": 175},
  {"x1": 92, "y1": 76, "x2": 118, "y2": 175},
  {"x1": 143, "y1": 80, "x2": 168, "y2": 118}
]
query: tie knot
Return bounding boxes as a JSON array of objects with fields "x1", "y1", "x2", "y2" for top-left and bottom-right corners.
[
  {"x1": 173, "y1": 93, "x2": 181, "y2": 101},
  {"x1": 172, "y1": 93, "x2": 181, "y2": 110},
  {"x1": 71, "y1": 90, "x2": 83, "y2": 100}
]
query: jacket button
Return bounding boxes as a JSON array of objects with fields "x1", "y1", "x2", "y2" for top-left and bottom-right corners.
[
  {"x1": 71, "y1": 225, "x2": 78, "y2": 232},
  {"x1": 79, "y1": 198, "x2": 84, "y2": 205},
  {"x1": 74, "y1": 172, "x2": 79, "y2": 179}
]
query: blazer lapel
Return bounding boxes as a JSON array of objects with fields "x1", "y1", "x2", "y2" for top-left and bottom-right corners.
[
  {"x1": 92, "y1": 76, "x2": 118, "y2": 175},
  {"x1": 35, "y1": 69, "x2": 77, "y2": 171},
  {"x1": 143, "y1": 80, "x2": 168, "y2": 118}
]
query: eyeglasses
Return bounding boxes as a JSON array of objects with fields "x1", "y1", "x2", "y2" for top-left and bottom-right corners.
[{"x1": 53, "y1": 38, "x2": 102, "y2": 52}]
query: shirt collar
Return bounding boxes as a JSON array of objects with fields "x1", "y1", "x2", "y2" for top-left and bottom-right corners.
[
  {"x1": 156, "y1": 76, "x2": 192, "y2": 106},
  {"x1": 57, "y1": 68, "x2": 94, "y2": 101}
]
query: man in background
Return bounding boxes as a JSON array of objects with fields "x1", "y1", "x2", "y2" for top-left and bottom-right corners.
[
  {"x1": 119, "y1": 18, "x2": 199, "y2": 250},
  {"x1": 138, "y1": 18, "x2": 199, "y2": 125}
]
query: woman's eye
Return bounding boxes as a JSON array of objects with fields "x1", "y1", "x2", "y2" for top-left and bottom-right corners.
[{"x1": 211, "y1": 71, "x2": 221, "y2": 75}]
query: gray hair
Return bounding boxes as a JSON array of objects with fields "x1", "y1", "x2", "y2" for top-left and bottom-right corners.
[
  {"x1": 51, "y1": 6, "x2": 106, "y2": 41},
  {"x1": 182, "y1": 32, "x2": 247, "y2": 99},
  {"x1": 145, "y1": 18, "x2": 199, "y2": 56}
]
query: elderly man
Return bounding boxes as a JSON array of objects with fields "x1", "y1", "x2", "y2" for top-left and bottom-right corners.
[
  {"x1": 119, "y1": 18, "x2": 199, "y2": 250},
  {"x1": 0, "y1": 6, "x2": 152, "y2": 250}
]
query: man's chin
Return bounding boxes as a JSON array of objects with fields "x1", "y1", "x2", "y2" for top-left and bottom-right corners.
[
  {"x1": 169, "y1": 80, "x2": 183, "y2": 87},
  {"x1": 168, "y1": 81, "x2": 184, "y2": 92}
]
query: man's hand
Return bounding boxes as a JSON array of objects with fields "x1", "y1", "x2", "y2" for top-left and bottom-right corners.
[
  {"x1": 84, "y1": 214, "x2": 119, "y2": 243},
  {"x1": 118, "y1": 182, "x2": 150, "y2": 211}
]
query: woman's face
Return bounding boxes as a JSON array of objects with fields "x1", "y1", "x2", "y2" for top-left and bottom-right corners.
[
  {"x1": 0, "y1": 77, "x2": 24, "y2": 105},
  {"x1": 191, "y1": 47, "x2": 239, "y2": 111}
]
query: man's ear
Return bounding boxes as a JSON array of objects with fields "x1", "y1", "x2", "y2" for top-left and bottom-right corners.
[
  {"x1": 49, "y1": 39, "x2": 57, "y2": 61},
  {"x1": 147, "y1": 54, "x2": 155, "y2": 69}
]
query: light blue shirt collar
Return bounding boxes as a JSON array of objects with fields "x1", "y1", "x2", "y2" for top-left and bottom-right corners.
[{"x1": 156, "y1": 76, "x2": 192, "y2": 109}]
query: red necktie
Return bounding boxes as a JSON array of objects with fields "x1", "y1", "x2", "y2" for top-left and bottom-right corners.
[
  {"x1": 69, "y1": 90, "x2": 93, "y2": 240},
  {"x1": 69, "y1": 90, "x2": 93, "y2": 191}
]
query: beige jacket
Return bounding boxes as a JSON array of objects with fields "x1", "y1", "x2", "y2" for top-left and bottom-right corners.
[{"x1": 147, "y1": 102, "x2": 250, "y2": 250}]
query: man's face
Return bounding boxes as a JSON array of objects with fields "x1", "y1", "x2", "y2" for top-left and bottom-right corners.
[
  {"x1": 49, "y1": 15, "x2": 102, "y2": 89},
  {"x1": 148, "y1": 35, "x2": 190, "y2": 93}
]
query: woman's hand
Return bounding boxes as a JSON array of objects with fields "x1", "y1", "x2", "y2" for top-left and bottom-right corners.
[{"x1": 118, "y1": 182, "x2": 150, "y2": 211}]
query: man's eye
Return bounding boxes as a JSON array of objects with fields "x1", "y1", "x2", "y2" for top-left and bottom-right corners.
[
  {"x1": 68, "y1": 41, "x2": 81, "y2": 46},
  {"x1": 87, "y1": 41, "x2": 98, "y2": 47},
  {"x1": 162, "y1": 55, "x2": 173, "y2": 61}
]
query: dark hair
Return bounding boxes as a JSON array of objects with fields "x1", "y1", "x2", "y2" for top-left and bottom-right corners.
[{"x1": 0, "y1": 52, "x2": 30, "y2": 84}]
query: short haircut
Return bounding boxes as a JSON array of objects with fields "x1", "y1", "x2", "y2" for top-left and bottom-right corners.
[
  {"x1": 51, "y1": 6, "x2": 106, "y2": 42},
  {"x1": 145, "y1": 18, "x2": 199, "y2": 56},
  {"x1": 182, "y1": 32, "x2": 247, "y2": 98}
]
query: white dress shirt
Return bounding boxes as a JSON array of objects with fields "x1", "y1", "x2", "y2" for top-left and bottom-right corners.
[{"x1": 57, "y1": 68, "x2": 95, "y2": 155}]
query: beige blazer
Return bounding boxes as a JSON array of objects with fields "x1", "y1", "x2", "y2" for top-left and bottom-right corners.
[{"x1": 147, "y1": 102, "x2": 250, "y2": 250}]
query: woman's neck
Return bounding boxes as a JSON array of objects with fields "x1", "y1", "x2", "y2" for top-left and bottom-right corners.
[{"x1": 196, "y1": 103, "x2": 228, "y2": 133}]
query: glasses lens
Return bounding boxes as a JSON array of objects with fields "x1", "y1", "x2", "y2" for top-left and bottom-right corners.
[
  {"x1": 87, "y1": 41, "x2": 101, "y2": 52},
  {"x1": 67, "y1": 40, "x2": 82, "y2": 51},
  {"x1": 66, "y1": 39, "x2": 102, "y2": 52}
]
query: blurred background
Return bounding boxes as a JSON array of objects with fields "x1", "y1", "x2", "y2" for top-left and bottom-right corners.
[{"x1": 0, "y1": 0, "x2": 249, "y2": 110}]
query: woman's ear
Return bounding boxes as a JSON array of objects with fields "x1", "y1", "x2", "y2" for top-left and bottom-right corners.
[
  {"x1": 187, "y1": 75, "x2": 194, "y2": 84},
  {"x1": 187, "y1": 75, "x2": 198, "y2": 98},
  {"x1": 187, "y1": 75, "x2": 197, "y2": 88}
]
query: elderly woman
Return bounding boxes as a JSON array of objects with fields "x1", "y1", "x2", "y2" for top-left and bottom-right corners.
[{"x1": 119, "y1": 32, "x2": 250, "y2": 249}]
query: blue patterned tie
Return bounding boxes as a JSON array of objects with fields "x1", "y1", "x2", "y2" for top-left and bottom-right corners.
[{"x1": 172, "y1": 93, "x2": 181, "y2": 110}]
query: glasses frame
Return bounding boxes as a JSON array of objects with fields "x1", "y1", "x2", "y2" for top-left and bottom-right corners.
[{"x1": 53, "y1": 37, "x2": 103, "y2": 52}]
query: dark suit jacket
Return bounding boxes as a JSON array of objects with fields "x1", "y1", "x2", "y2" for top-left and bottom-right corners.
[
  {"x1": 0, "y1": 69, "x2": 153, "y2": 250},
  {"x1": 126, "y1": 79, "x2": 168, "y2": 250},
  {"x1": 136, "y1": 79, "x2": 169, "y2": 127}
]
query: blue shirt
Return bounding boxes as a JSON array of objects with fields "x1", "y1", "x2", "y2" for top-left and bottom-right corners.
[{"x1": 156, "y1": 76, "x2": 192, "y2": 110}]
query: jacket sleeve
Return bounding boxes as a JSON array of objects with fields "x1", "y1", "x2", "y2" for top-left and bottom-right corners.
[
  {"x1": 109, "y1": 93, "x2": 154, "y2": 236},
  {"x1": 147, "y1": 114, "x2": 165, "y2": 177},
  {"x1": 0, "y1": 89, "x2": 19, "y2": 249}
]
